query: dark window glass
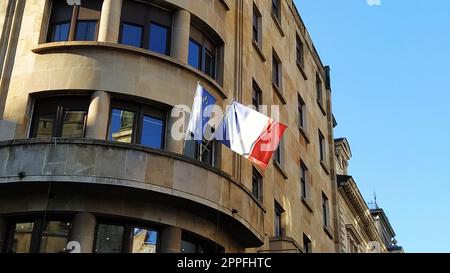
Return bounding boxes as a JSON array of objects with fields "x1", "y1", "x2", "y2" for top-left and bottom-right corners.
[
  {"x1": 205, "y1": 49, "x2": 216, "y2": 78},
  {"x1": 141, "y1": 115, "x2": 164, "y2": 149},
  {"x1": 300, "y1": 163, "x2": 307, "y2": 200},
  {"x1": 319, "y1": 131, "x2": 326, "y2": 162},
  {"x1": 274, "y1": 141, "x2": 282, "y2": 165},
  {"x1": 149, "y1": 23, "x2": 170, "y2": 55},
  {"x1": 10, "y1": 222, "x2": 34, "y2": 253},
  {"x1": 183, "y1": 139, "x2": 215, "y2": 167},
  {"x1": 298, "y1": 96, "x2": 305, "y2": 129},
  {"x1": 274, "y1": 203, "x2": 283, "y2": 237},
  {"x1": 296, "y1": 35, "x2": 304, "y2": 67},
  {"x1": 252, "y1": 5, "x2": 261, "y2": 45},
  {"x1": 252, "y1": 81, "x2": 262, "y2": 112},
  {"x1": 94, "y1": 224, "x2": 125, "y2": 253},
  {"x1": 131, "y1": 228, "x2": 158, "y2": 253},
  {"x1": 49, "y1": 22, "x2": 70, "y2": 42},
  {"x1": 35, "y1": 115, "x2": 55, "y2": 140},
  {"x1": 61, "y1": 111, "x2": 86, "y2": 138},
  {"x1": 272, "y1": 0, "x2": 280, "y2": 20},
  {"x1": 75, "y1": 21, "x2": 97, "y2": 41},
  {"x1": 322, "y1": 193, "x2": 329, "y2": 227},
  {"x1": 39, "y1": 221, "x2": 71, "y2": 253},
  {"x1": 188, "y1": 39, "x2": 202, "y2": 69},
  {"x1": 109, "y1": 109, "x2": 135, "y2": 144},
  {"x1": 303, "y1": 234, "x2": 311, "y2": 253},
  {"x1": 181, "y1": 240, "x2": 197, "y2": 253},
  {"x1": 121, "y1": 23, "x2": 143, "y2": 48},
  {"x1": 252, "y1": 167, "x2": 262, "y2": 201},
  {"x1": 272, "y1": 55, "x2": 280, "y2": 88},
  {"x1": 180, "y1": 237, "x2": 219, "y2": 253},
  {"x1": 316, "y1": 75, "x2": 323, "y2": 105}
]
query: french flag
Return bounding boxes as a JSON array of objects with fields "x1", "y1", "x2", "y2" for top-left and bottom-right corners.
[{"x1": 215, "y1": 101, "x2": 288, "y2": 169}]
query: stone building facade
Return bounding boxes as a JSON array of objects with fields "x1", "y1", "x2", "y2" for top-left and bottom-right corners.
[{"x1": 0, "y1": 0, "x2": 399, "y2": 253}]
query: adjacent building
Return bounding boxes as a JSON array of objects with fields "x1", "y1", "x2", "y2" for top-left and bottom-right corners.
[{"x1": 0, "y1": 0, "x2": 401, "y2": 253}]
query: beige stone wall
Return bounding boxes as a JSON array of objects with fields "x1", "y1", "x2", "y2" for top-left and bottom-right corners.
[{"x1": 0, "y1": 0, "x2": 338, "y2": 252}]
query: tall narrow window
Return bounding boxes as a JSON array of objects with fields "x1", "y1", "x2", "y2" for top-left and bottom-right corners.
[
  {"x1": 273, "y1": 139, "x2": 283, "y2": 166},
  {"x1": 94, "y1": 224, "x2": 125, "y2": 253},
  {"x1": 319, "y1": 130, "x2": 326, "y2": 162},
  {"x1": 47, "y1": 0, "x2": 102, "y2": 42},
  {"x1": 322, "y1": 192, "x2": 330, "y2": 228},
  {"x1": 119, "y1": 1, "x2": 172, "y2": 55},
  {"x1": 184, "y1": 139, "x2": 217, "y2": 167},
  {"x1": 274, "y1": 202, "x2": 284, "y2": 237},
  {"x1": 252, "y1": 167, "x2": 262, "y2": 201},
  {"x1": 303, "y1": 234, "x2": 312, "y2": 253},
  {"x1": 316, "y1": 74, "x2": 323, "y2": 106},
  {"x1": 109, "y1": 109, "x2": 136, "y2": 144},
  {"x1": 253, "y1": 4, "x2": 262, "y2": 47},
  {"x1": 296, "y1": 35, "x2": 304, "y2": 67},
  {"x1": 300, "y1": 162, "x2": 308, "y2": 200},
  {"x1": 272, "y1": 52, "x2": 281, "y2": 89},
  {"x1": 131, "y1": 227, "x2": 158, "y2": 253},
  {"x1": 298, "y1": 95, "x2": 306, "y2": 130},
  {"x1": 189, "y1": 25, "x2": 220, "y2": 79},
  {"x1": 252, "y1": 80, "x2": 262, "y2": 112},
  {"x1": 272, "y1": 0, "x2": 281, "y2": 21},
  {"x1": 30, "y1": 96, "x2": 89, "y2": 140}
]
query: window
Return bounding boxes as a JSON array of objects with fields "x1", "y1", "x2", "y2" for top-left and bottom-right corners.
[
  {"x1": 296, "y1": 35, "x2": 304, "y2": 67},
  {"x1": 316, "y1": 74, "x2": 323, "y2": 106},
  {"x1": 322, "y1": 193, "x2": 330, "y2": 228},
  {"x1": 272, "y1": 51, "x2": 281, "y2": 89},
  {"x1": 253, "y1": 4, "x2": 262, "y2": 47},
  {"x1": 273, "y1": 138, "x2": 283, "y2": 166},
  {"x1": 298, "y1": 95, "x2": 306, "y2": 130},
  {"x1": 47, "y1": 0, "x2": 102, "y2": 42},
  {"x1": 120, "y1": 0, "x2": 172, "y2": 55},
  {"x1": 184, "y1": 139, "x2": 217, "y2": 167},
  {"x1": 189, "y1": 25, "x2": 220, "y2": 79},
  {"x1": 30, "y1": 96, "x2": 89, "y2": 140},
  {"x1": 108, "y1": 101, "x2": 166, "y2": 149},
  {"x1": 181, "y1": 234, "x2": 223, "y2": 253},
  {"x1": 303, "y1": 234, "x2": 312, "y2": 253},
  {"x1": 319, "y1": 130, "x2": 326, "y2": 162},
  {"x1": 94, "y1": 221, "x2": 159, "y2": 253},
  {"x1": 274, "y1": 202, "x2": 284, "y2": 237},
  {"x1": 5, "y1": 217, "x2": 71, "y2": 253},
  {"x1": 300, "y1": 162, "x2": 308, "y2": 200},
  {"x1": 252, "y1": 167, "x2": 262, "y2": 201},
  {"x1": 252, "y1": 80, "x2": 262, "y2": 112},
  {"x1": 272, "y1": 0, "x2": 281, "y2": 21}
]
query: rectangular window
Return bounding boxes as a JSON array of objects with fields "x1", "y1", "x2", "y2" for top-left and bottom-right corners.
[
  {"x1": 303, "y1": 234, "x2": 312, "y2": 253},
  {"x1": 272, "y1": 51, "x2": 282, "y2": 90},
  {"x1": 121, "y1": 23, "x2": 144, "y2": 48},
  {"x1": 39, "y1": 221, "x2": 71, "y2": 253},
  {"x1": 189, "y1": 25, "x2": 219, "y2": 80},
  {"x1": 252, "y1": 80, "x2": 262, "y2": 112},
  {"x1": 184, "y1": 139, "x2": 216, "y2": 167},
  {"x1": 10, "y1": 222, "x2": 34, "y2": 253},
  {"x1": 94, "y1": 224, "x2": 125, "y2": 253},
  {"x1": 47, "y1": 0, "x2": 102, "y2": 42},
  {"x1": 298, "y1": 95, "x2": 306, "y2": 130},
  {"x1": 252, "y1": 167, "x2": 262, "y2": 201},
  {"x1": 274, "y1": 202, "x2": 284, "y2": 237},
  {"x1": 149, "y1": 23, "x2": 170, "y2": 55},
  {"x1": 319, "y1": 130, "x2": 326, "y2": 162},
  {"x1": 272, "y1": 0, "x2": 280, "y2": 21},
  {"x1": 300, "y1": 162, "x2": 308, "y2": 200},
  {"x1": 316, "y1": 74, "x2": 323, "y2": 106},
  {"x1": 31, "y1": 96, "x2": 89, "y2": 140},
  {"x1": 273, "y1": 138, "x2": 283, "y2": 166},
  {"x1": 322, "y1": 193, "x2": 330, "y2": 228},
  {"x1": 296, "y1": 35, "x2": 304, "y2": 67},
  {"x1": 253, "y1": 4, "x2": 262, "y2": 46},
  {"x1": 109, "y1": 101, "x2": 166, "y2": 149}
]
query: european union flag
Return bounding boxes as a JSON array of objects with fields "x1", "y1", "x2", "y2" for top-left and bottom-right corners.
[{"x1": 187, "y1": 83, "x2": 217, "y2": 143}]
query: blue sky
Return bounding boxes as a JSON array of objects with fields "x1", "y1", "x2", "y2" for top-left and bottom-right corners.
[{"x1": 294, "y1": 0, "x2": 450, "y2": 252}]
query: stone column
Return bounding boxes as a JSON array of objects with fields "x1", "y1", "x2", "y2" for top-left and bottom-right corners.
[
  {"x1": 171, "y1": 9, "x2": 191, "y2": 63},
  {"x1": 0, "y1": 216, "x2": 6, "y2": 253},
  {"x1": 98, "y1": 0, "x2": 123, "y2": 43},
  {"x1": 160, "y1": 226, "x2": 182, "y2": 253},
  {"x1": 69, "y1": 212, "x2": 96, "y2": 253},
  {"x1": 85, "y1": 91, "x2": 110, "y2": 140}
]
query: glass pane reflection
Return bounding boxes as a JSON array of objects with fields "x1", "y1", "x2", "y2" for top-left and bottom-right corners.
[
  {"x1": 149, "y1": 23, "x2": 169, "y2": 55},
  {"x1": 141, "y1": 115, "x2": 164, "y2": 149},
  {"x1": 36, "y1": 115, "x2": 55, "y2": 140},
  {"x1": 132, "y1": 228, "x2": 158, "y2": 253},
  {"x1": 50, "y1": 22, "x2": 70, "y2": 42},
  {"x1": 40, "y1": 221, "x2": 71, "y2": 253},
  {"x1": 188, "y1": 40, "x2": 201, "y2": 69},
  {"x1": 75, "y1": 21, "x2": 97, "y2": 41},
  {"x1": 110, "y1": 109, "x2": 135, "y2": 143},
  {"x1": 62, "y1": 111, "x2": 86, "y2": 138},
  {"x1": 121, "y1": 23, "x2": 143, "y2": 48},
  {"x1": 12, "y1": 223, "x2": 34, "y2": 253},
  {"x1": 94, "y1": 224, "x2": 124, "y2": 253}
]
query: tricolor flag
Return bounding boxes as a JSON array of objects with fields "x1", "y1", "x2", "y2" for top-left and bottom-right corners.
[
  {"x1": 186, "y1": 83, "x2": 217, "y2": 142},
  {"x1": 215, "y1": 101, "x2": 287, "y2": 169}
]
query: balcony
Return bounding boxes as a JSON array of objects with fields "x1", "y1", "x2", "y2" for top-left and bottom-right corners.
[{"x1": 0, "y1": 138, "x2": 265, "y2": 247}]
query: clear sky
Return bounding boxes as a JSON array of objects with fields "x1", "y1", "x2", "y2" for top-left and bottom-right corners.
[{"x1": 294, "y1": 0, "x2": 450, "y2": 253}]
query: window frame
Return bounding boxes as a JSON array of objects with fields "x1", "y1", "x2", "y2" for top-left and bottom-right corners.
[
  {"x1": 300, "y1": 162, "x2": 308, "y2": 200},
  {"x1": 189, "y1": 24, "x2": 218, "y2": 80},
  {"x1": 252, "y1": 80, "x2": 263, "y2": 112},
  {"x1": 296, "y1": 34, "x2": 305, "y2": 68},
  {"x1": 252, "y1": 3, "x2": 262, "y2": 48},
  {"x1": 274, "y1": 201, "x2": 284, "y2": 238},
  {"x1": 272, "y1": 51, "x2": 282, "y2": 90},
  {"x1": 322, "y1": 192, "x2": 330, "y2": 228},
  {"x1": 252, "y1": 167, "x2": 263, "y2": 201},
  {"x1": 316, "y1": 74, "x2": 324, "y2": 107},
  {"x1": 271, "y1": 0, "x2": 281, "y2": 21},
  {"x1": 303, "y1": 234, "x2": 312, "y2": 253},
  {"x1": 298, "y1": 94, "x2": 306, "y2": 130},
  {"x1": 318, "y1": 130, "x2": 326, "y2": 163}
]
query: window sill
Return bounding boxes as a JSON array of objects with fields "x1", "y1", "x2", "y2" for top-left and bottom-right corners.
[
  {"x1": 298, "y1": 127, "x2": 310, "y2": 144},
  {"x1": 273, "y1": 160, "x2": 288, "y2": 180},
  {"x1": 252, "y1": 40, "x2": 266, "y2": 62},
  {"x1": 301, "y1": 197, "x2": 313, "y2": 213},
  {"x1": 324, "y1": 225, "x2": 334, "y2": 240},
  {"x1": 317, "y1": 100, "x2": 327, "y2": 116},
  {"x1": 272, "y1": 82, "x2": 287, "y2": 105},
  {"x1": 31, "y1": 41, "x2": 227, "y2": 99},
  {"x1": 271, "y1": 13, "x2": 285, "y2": 37},
  {"x1": 320, "y1": 160, "x2": 330, "y2": 175},
  {"x1": 296, "y1": 61, "x2": 308, "y2": 81}
]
